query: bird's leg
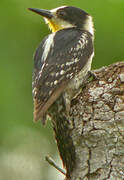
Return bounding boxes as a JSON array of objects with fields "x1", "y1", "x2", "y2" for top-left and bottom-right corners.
[{"x1": 88, "y1": 70, "x2": 98, "y2": 80}]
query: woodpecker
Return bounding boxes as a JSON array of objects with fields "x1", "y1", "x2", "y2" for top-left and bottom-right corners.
[{"x1": 28, "y1": 6, "x2": 94, "y2": 125}]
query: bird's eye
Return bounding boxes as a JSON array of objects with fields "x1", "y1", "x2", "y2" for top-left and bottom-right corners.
[{"x1": 58, "y1": 10, "x2": 66, "y2": 17}]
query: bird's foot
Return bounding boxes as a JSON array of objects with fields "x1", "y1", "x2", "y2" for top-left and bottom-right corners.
[{"x1": 88, "y1": 70, "x2": 98, "y2": 80}]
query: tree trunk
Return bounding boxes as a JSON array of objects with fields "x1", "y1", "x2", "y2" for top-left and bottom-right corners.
[{"x1": 49, "y1": 61, "x2": 124, "y2": 180}]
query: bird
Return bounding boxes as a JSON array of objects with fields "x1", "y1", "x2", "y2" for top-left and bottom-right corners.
[{"x1": 28, "y1": 6, "x2": 94, "y2": 125}]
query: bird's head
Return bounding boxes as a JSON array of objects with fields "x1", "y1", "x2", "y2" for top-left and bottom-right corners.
[{"x1": 28, "y1": 6, "x2": 94, "y2": 35}]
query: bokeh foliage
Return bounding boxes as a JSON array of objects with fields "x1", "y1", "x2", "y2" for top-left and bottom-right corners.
[{"x1": 0, "y1": 0, "x2": 124, "y2": 179}]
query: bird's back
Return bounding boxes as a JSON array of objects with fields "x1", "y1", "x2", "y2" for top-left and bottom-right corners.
[{"x1": 32, "y1": 28, "x2": 94, "y2": 124}]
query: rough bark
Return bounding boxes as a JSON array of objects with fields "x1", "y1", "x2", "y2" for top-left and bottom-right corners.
[{"x1": 49, "y1": 61, "x2": 124, "y2": 180}]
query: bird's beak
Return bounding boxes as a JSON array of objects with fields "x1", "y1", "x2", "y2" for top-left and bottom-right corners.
[{"x1": 28, "y1": 8, "x2": 53, "y2": 19}]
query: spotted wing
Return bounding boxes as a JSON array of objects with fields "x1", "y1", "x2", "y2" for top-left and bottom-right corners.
[{"x1": 32, "y1": 28, "x2": 93, "y2": 124}]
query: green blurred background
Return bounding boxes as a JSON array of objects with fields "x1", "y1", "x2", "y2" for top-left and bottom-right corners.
[{"x1": 0, "y1": 0, "x2": 124, "y2": 179}]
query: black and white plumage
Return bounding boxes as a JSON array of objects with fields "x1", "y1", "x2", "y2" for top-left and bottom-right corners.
[{"x1": 29, "y1": 6, "x2": 94, "y2": 124}]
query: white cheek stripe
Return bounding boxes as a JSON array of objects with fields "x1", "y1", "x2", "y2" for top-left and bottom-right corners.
[
  {"x1": 42, "y1": 33, "x2": 55, "y2": 61},
  {"x1": 84, "y1": 15, "x2": 94, "y2": 36}
]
